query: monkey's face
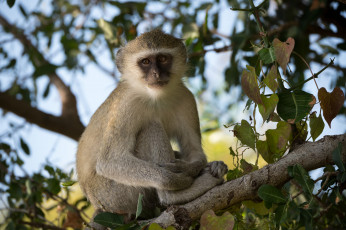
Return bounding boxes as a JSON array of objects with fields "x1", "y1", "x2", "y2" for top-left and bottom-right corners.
[{"x1": 137, "y1": 53, "x2": 173, "y2": 88}]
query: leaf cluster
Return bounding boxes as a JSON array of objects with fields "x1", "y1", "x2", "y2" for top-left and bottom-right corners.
[
  {"x1": 256, "y1": 150, "x2": 346, "y2": 230},
  {"x1": 0, "y1": 133, "x2": 88, "y2": 229}
]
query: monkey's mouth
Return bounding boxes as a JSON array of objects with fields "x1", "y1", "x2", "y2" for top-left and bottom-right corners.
[
  {"x1": 150, "y1": 80, "x2": 168, "y2": 86},
  {"x1": 146, "y1": 78, "x2": 169, "y2": 88}
]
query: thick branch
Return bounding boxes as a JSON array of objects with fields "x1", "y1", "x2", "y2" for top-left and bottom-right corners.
[
  {"x1": 0, "y1": 92, "x2": 84, "y2": 141},
  {"x1": 154, "y1": 134, "x2": 346, "y2": 228},
  {"x1": 0, "y1": 14, "x2": 79, "y2": 119}
]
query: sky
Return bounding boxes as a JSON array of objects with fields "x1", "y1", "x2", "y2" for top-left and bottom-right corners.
[{"x1": 0, "y1": 0, "x2": 345, "y2": 177}]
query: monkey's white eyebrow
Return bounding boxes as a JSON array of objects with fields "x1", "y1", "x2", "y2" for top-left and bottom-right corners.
[{"x1": 130, "y1": 48, "x2": 177, "y2": 61}]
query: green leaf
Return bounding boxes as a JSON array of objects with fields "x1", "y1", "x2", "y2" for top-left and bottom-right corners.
[
  {"x1": 7, "y1": 0, "x2": 15, "y2": 8},
  {"x1": 148, "y1": 223, "x2": 175, "y2": 230},
  {"x1": 337, "y1": 172, "x2": 346, "y2": 183},
  {"x1": 135, "y1": 193, "x2": 143, "y2": 219},
  {"x1": 243, "y1": 200, "x2": 271, "y2": 216},
  {"x1": 229, "y1": 147, "x2": 236, "y2": 157},
  {"x1": 46, "y1": 178, "x2": 61, "y2": 195},
  {"x1": 296, "y1": 121, "x2": 308, "y2": 141},
  {"x1": 300, "y1": 209, "x2": 313, "y2": 230},
  {"x1": 94, "y1": 212, "x2": 124, "y2": 228},
  {"x1": 43, "y1": 83, "x2": 51, "y2": 98},
  {"x1": 266, "y1": 121, "x2": 292, "y2": 156},
  {"x1": 0, "y1": 142, "x2": 11, "y2": 154},
  {"x1": 148, "y1": 223, "x2": 164, "y2": 230},
  {"x1": 5, "y1": 221, "x2": 15, "y2": 230},
  {"x1": 114, "y1": 223, "x2": 142, "y2": 230},
  {"x1": 20, "y1": 137, "x2": 30, "y2": 155},
  {"x1": 258, "y1": 184, "x2": 287, "y2": 205},
  {"x1": 274, "y1": 204, "x2": 288, "y2": 225},
  {"x1": 263, "y1": 65, "x2": 279, "y2": 93},
  {"x1": 225, "y1": 63, "x2": 240, "y2": 87},
  {"x1": 241, "y1": 65, "x2": 263, "y2": 105},
  {"x1": 288, "y1": 165, "x2": 314, "y2": 198},
  {"x1": 277, "y1": 90, "x2": 315, "y2": 123},
  {"x1": 19, "y1": 4, "x2": 27, "y2": 17},
  {"x1": 332, "y1": 143, "x2": 345, "y2": 172},
  {"x1": 44, "y1": 165, "x2": 55, "y2": 176},
  {"x1": 258, "y1": 47, "x2": 275, "y2": 64},
  {"x1": 233, "y1": 120, "x2": 256, "y2": 149},
  {"x1": 309, "y1": 112, "x2": 324, "y2": 141},
  {"x1": 25, "y1": 179, "x2": 33, "y2": 196},
  {"x1": 200, "y1": 210, "x2": 235, "y2": 230},
  {"x1": 226, "y1": 168, "x2": 242, "y2": 181},
  {"x1": 61, "y1": 180, "x2": 76, "y2": 187},
  {"x1": 33, "y1": 63, "x2": 58, "y2": 78},
  {"x1": 3, "y1": 59, "x2": 16, "y2": 69},
  {"x1": 256, "y1": 140, "x2": 275, "y2": 164},
  {"x1": 97, "y1": 19, "x2": 119, "y2": 44},
  {"x1": 240, "y1": 159, "x2": 258, "y2": 174},
  {"x1": 8, "y1": 182, "x2": 22, "y2": 200},
  {"x1": 182, "y1": 23, "x2": 199, "y2": 40},
  {"x1": 258, "y1": 94, "x2": 279, "y2": 122}
]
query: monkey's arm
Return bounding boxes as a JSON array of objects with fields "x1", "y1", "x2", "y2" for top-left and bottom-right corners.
[
  {"x1": 167, "y1": 90, "x2": 208, "y2": 177},
  {"x1": 96, "y1": 150, "x2": 193, "y2": 191},
  {"x1": 161, "y1": 125, "x2": 207, "y2": 178}
]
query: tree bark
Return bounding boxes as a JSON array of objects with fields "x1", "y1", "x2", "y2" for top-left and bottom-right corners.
[
  {"x1": 153, "y1": 134, "x2": 346, "y2": 229},
  {"x1": 0, "y1": 92, "x2": 84, "y2": 141}
]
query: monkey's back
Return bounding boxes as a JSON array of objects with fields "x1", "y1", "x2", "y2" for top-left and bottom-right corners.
[{"x1": 76, "y1": 84, "x2": 126, "y2": 197}]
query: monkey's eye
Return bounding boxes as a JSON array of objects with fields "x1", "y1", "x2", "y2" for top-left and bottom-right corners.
[
  {"x1": 158, "y1": 55, "x2": 167, "y2": 63},
  {"x1": 141, "y1": 58, "x2": 151, "y2": 65}
]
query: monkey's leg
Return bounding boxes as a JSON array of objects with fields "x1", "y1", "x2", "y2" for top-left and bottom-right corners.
[{"x1": 135, "y1": 121, "x2": 227, "y2": 206}]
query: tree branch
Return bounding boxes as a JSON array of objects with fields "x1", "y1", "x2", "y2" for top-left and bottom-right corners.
[
  {"x1": 153, "y1": 134, "x2": 346, "y2": 229},
  {"x1": 0, "y1": 14, "x2": 80, "y2": 119},
  {"x1": 0, "y1": 92, "x2": 84, "y2": 141}
]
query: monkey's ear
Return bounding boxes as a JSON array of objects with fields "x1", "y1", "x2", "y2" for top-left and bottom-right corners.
[{"x1": 115, "y1": 48, "x2": 124, "y2": 74}]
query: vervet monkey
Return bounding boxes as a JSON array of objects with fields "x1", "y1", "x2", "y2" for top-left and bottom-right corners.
[{"x1": 76, "y1": 29, "x2": 228, "y2": 225}]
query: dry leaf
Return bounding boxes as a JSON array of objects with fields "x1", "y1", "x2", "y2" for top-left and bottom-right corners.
[
  {"x1": 318, "y1": 87, "x2": 345, "y2": 128},
  {"x1": 63, "y1": 210, "x2": 83, "y2": 229},
  {"x1": 273, "y1": 38, "x2": 295, "y2": 74},
  {"x1": 241, "y1": 65, "x2": 263, "y2": 104}
]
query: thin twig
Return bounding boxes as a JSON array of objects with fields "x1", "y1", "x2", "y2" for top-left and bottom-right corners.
[
  {"x1": 293, "y1": 51, "x2": 319, "y2": 89},
  {"x1": 315, "y1": 171, "x2": 338, "y2": 196},
  {"x1": 288, "y1": 58, "x2": 335, "y2": 92}
]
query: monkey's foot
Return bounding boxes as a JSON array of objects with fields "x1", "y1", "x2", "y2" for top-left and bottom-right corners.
[{"x1": 204, "y1": 161, "x2": 228, "y2": 179}]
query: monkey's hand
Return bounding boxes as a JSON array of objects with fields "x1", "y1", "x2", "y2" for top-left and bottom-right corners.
[
  {"x1": 160, "y1": 171, "x2": 194, "y2": 190},
  {"x1": 159, "y1": 159, "x2": 205, "y2": 178},
  {"x1": 204, "y1": 161, "x2": 228, "y2": 179}
]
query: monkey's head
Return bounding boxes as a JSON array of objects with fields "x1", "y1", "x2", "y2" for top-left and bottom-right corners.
[{"x1": 116, "y1": 29, "x2": 188, "y2": 90}]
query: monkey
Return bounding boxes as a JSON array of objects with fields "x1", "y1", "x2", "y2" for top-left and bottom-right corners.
[{"x1": 76, "y1": 29, "x2": 228, "y2": 227}]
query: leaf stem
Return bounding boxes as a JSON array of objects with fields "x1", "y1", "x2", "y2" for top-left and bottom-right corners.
[
  {"x1": 249, "y1": 0, "x2": 269, "y2": 47},
  {"x1": 231, "y1": 0, "x2": 269, "y2": 47},
  {"x1": 293, "y1": 51, "x2": 319, "y2": 89},
  {"x1": 288, "y1": 58, "x2": 335, "y2": 92}
]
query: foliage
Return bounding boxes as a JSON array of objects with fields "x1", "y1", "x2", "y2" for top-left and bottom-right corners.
[
  {"x1": 0, "y1": 0, "x2": 345, "y2": 229},
  {"x1": 0, "y1": 137, "x2": 88, "y2": 228},
  {"x1": 222, "y1": 1, "x2": 345, "y2": 229}
]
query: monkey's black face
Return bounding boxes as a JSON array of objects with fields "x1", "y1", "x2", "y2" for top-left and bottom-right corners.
[{"x1": 138, "y1": 53, "x2": 173, "y2": 88}]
